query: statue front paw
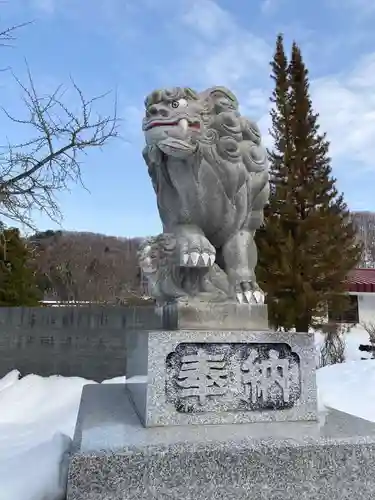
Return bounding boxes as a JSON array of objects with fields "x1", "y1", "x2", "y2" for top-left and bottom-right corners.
[{"x1": 175, "y1": 232, "x2": 216, "y2": 268}]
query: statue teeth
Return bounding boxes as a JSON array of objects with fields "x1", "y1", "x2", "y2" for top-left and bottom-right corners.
[
  {"x1": 190, "y1": 252, "x2": 199, "y2": 266},
  {"x1": 202, "y1": 253, "x2": 210, "y2": 266},
  {"x1": 209, "y1": 254, "x2": 215, "y2": 266},
  {"x1": 178, "y1": 118, "x2": 189, "y2": 133},
  {"x1": 244, "y1": 291, "x2": 252, "y2": 303},
  {"x1": 236, "y1": 293, "x2": 243, "y2": 304},
  {"x1": 182, "y1": 253, "x2": 189, "y2": 265}
]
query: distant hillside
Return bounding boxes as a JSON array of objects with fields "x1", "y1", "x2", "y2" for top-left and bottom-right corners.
[
  {"x1": 28, "y1": 230, "x2": 144, "y2": 302},
  {"x1": 23, "y1": 211, "x2": 375, "y2": 302}
]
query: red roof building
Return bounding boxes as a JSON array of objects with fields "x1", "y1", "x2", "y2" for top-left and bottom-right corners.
[{"x1": 346, "y1": 268, "x2": 375, "y2": 293}]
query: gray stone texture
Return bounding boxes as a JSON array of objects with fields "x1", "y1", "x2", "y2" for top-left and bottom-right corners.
[
  {"x1": 0, "y1": 303, "x2": 270, "y2": 381},
  {"x1": 0, "y1": 306, "x2": 161, "y2": 380},
  {"x1": 67, "y1": 384, "x2": 375, "y2": 500},
  {"x1": 125, "y1": 329, "x2": 317, "y2": 426},
  {"x1": 160, "y1": 300, "x2": 269, "y2": 330}
]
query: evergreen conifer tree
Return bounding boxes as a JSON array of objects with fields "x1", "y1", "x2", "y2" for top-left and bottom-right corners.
[
  {"x1": 0, "y1": 227, "x2": 42, "y2": 306},
  {"x1": 256, "y1": 35, "x2": 362, "y2": 332}
]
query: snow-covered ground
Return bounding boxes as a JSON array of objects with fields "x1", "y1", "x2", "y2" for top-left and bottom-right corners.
[{"x1": 0, "y1": 326, "x2": 374, "y2": 500}]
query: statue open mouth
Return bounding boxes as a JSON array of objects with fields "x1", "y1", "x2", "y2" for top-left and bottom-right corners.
[{"x1": 144, "y1": 119, "x2": 200, "y2": 131}]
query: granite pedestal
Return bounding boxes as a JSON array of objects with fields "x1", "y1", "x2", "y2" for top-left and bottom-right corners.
[
  {"x1": 66, "y1": 304, "x2": 375, "y2": 499},
  {"x1": 159, "y1": 301, "x2": 269, "y2": 330},
  {"x1": 125, "y1": 329, "x2": 317, "y2": 427},
  {"x1": 67, "y1": 383, "x2": 375, "y2": 500}
]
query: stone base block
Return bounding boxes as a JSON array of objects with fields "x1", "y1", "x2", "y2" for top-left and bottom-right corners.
[
  {"x1": 126, "y1": 329, "x2": 317, "y2": 426},
  {"x1": 67, "y1": 384, "x2": 375, "y2": 500},
  {"x1": 160, "y1": 300, "x2": 269, "y2": 330}
]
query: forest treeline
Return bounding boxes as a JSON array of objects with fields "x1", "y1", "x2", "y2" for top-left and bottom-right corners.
[
  {"x1": 1, "y1": 209, "x2": 367, "y2": 304},
  {"x1": 26, "y1": 230, "x2": 143, "y2": 303}
]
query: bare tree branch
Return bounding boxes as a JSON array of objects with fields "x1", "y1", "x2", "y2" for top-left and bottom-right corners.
[
  {"x1": 0, "y1": 66, "x2": 120, "y2": 228},
  {"x1": 0, "y1": 20, "x2": 33, "y2": 47}
]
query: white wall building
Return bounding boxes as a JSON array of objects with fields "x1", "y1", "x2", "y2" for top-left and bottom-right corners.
[
  {"x1": 349, "y1": 292, "x2": 375, "y2": 325},
  {"x1": 340, "y1": 269, "x2": 375, "y2": 325}
]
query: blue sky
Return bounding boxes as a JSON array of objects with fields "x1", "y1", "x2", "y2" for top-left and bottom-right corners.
[{"x1": 1, "y1": 0, "x2": 375, "y2": 237}]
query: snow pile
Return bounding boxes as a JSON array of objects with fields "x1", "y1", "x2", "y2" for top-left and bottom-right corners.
[
  {"x1": 317, "y1": 360, "x2": 375, "y2": 422},
  {"x1": 343, "y1": 326, "x2": 373, "y2": 361},
  {"x1": 0, "y1": 371, "x2": 97, "y2": 437},
  {"x1": 0, "y1": 371, "x2": 125, "y2": 500},
  {"x1": 0, "y1": 326, "x2": 373, "y2": 500},
  {"x1": 0, "y1": 426, "x2": 70, "y2": 500}
]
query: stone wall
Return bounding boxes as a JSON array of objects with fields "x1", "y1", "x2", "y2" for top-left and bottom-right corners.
[{"x1": 0, "y1": 306, "x2": 161, "y2": 381}]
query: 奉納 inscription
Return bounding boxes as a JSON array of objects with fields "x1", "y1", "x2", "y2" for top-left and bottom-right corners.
[
  {"x1": 165, "y1": 343, "x2": 301, "y2": 413},
  {"x1": 241, "y1": 349, "x2": 291, "y2": 404},
  {"x1": 176, "y1": 349, "x2": 229, "y2": 405}
]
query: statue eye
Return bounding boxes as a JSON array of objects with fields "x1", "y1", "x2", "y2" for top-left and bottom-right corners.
[{"x1": 171, "y1": 98, "x2": 188, "y2": 109}]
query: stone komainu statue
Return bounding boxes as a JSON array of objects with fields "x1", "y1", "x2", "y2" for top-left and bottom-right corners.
[{"x1": 139, "y1": 86, "x2": 269, "y2": 305}]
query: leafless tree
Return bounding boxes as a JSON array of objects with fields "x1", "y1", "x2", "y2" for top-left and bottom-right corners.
[
  {"x1": 30, "y1": 230, "x2": 143, "y2": 302},
  {"x1": 350, "y1": 211, "x2": 375, "y2": 268},
  {"x1": 361, "y1": 321, "x2": 375, "y2": 359},
  {"x1": 0, "y1": 21, "x2": 119, "y2": 228},
  {"x1": 319, "y1": 322, "x2": 349, "y2": 367}
]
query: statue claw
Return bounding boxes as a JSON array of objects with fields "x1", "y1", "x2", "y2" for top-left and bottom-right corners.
[
  {"x1": 202, "y1": 252, "x2": 210, "y2": 266},
  {"x1": 253, "y1": 290, "x2": 265, "y2": 304},
  {"x1": 190, "y1": 251, "x2": 200, "y2": 266},
  {"x1": 176, "y1": 231, "x2": 216, "y2": 268},
  {"x1": 181, "y1": 250, "x2": 216, "y2": 267},
  {"x1": 235, "y1": 281, "x2": 265, "y2": 306}
]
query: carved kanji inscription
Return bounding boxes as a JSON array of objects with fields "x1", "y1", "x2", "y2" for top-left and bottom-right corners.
[{"x1": 165, "y1": 343, "x2": 301, "y2": 413}]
